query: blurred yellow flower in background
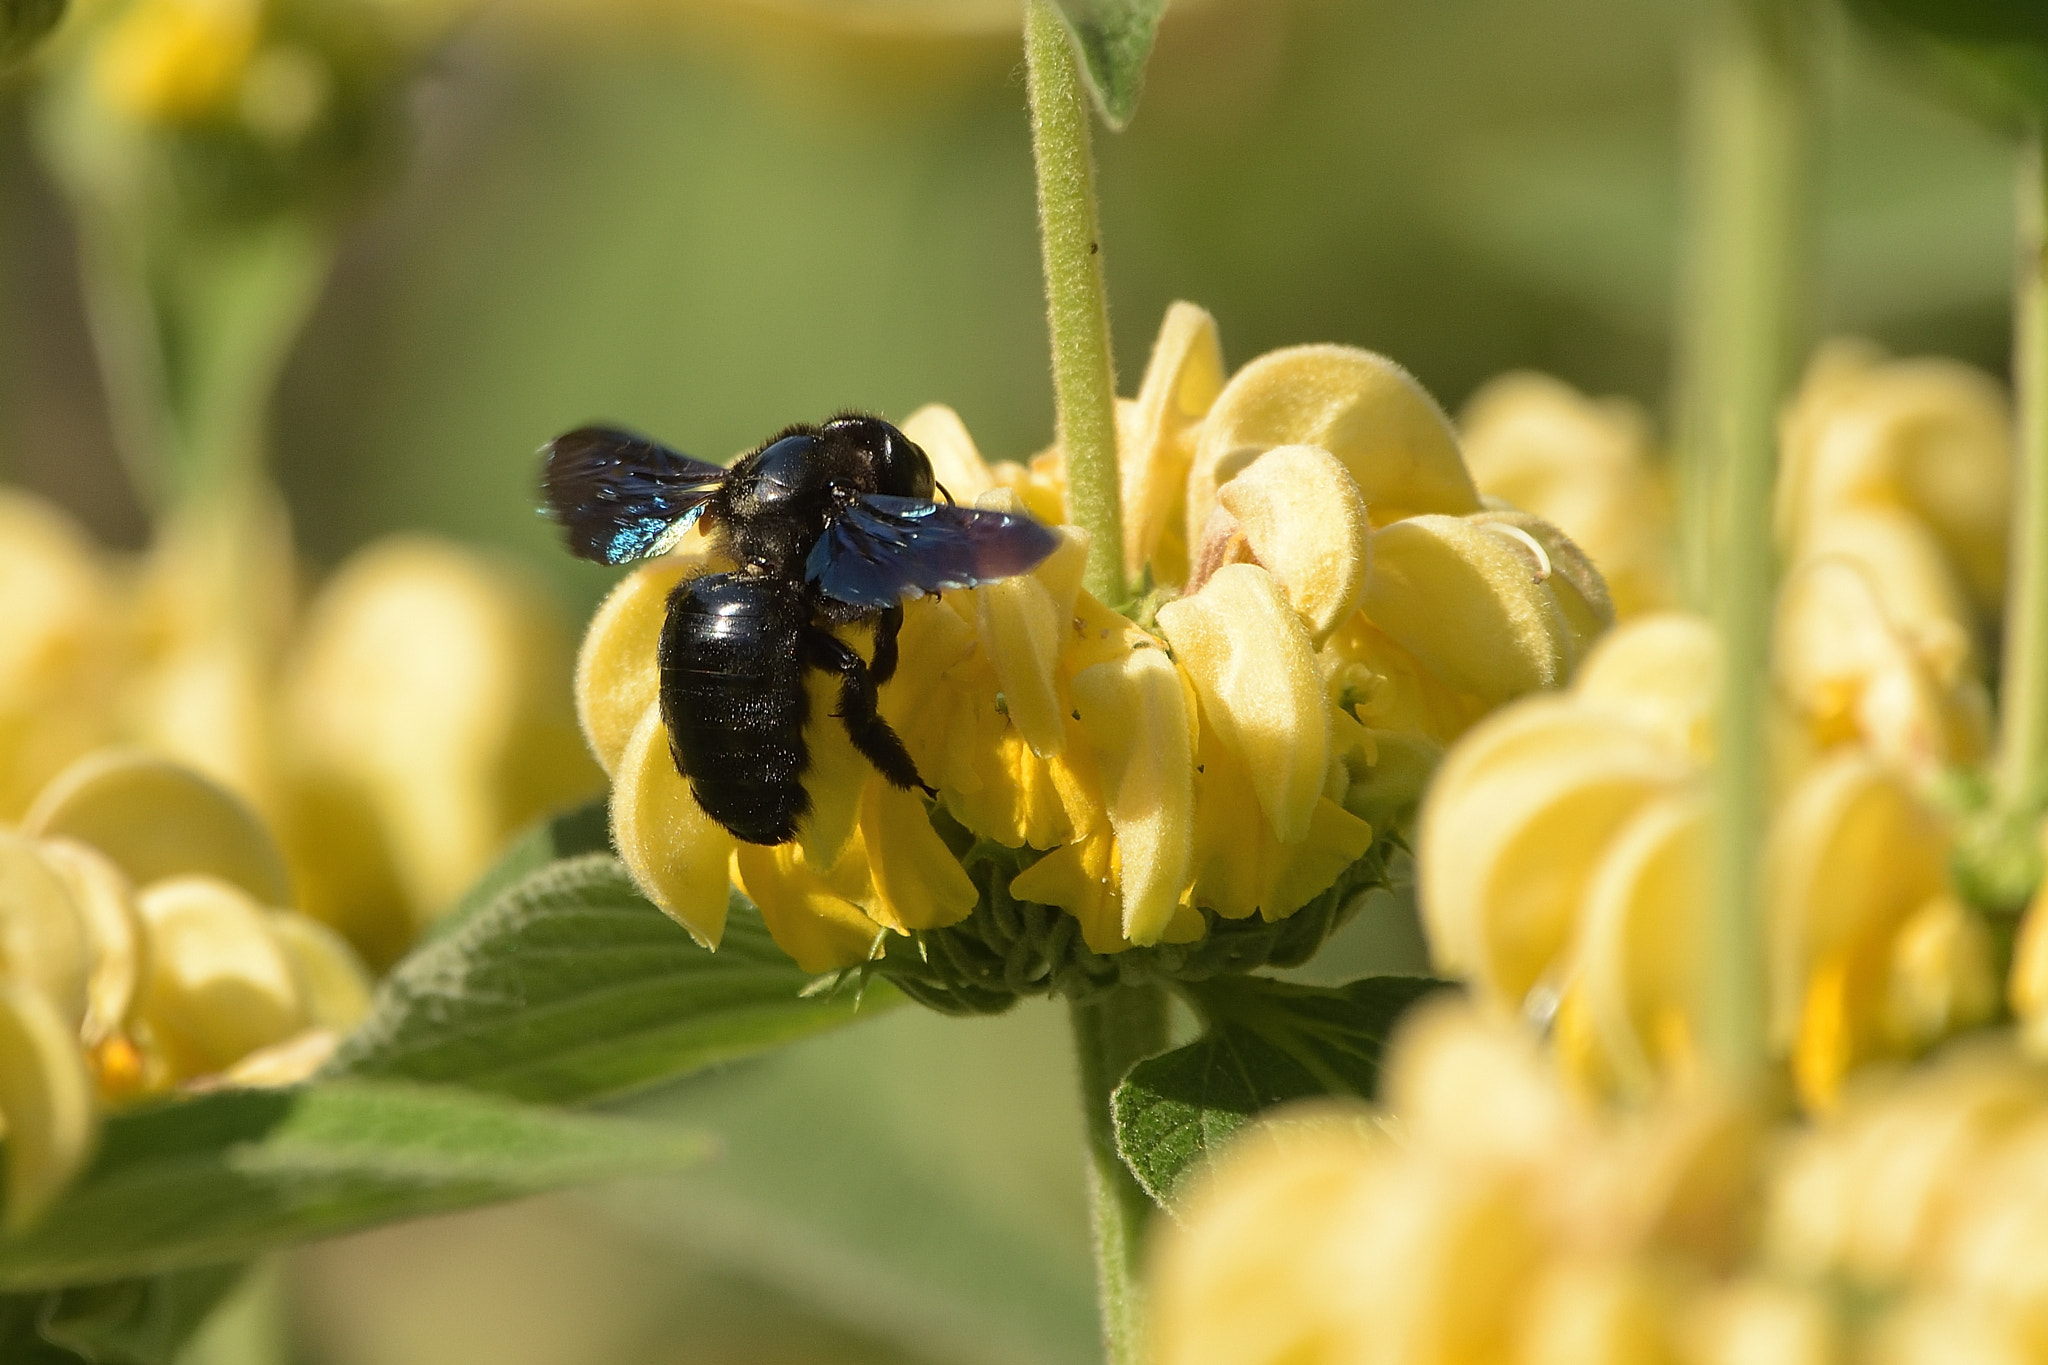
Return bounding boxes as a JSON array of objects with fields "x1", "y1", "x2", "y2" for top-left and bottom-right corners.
[
  {"x1": 0, "y1": 482, "x2": 600, "y2": 970},
  {"x1": 593, "y1": 302, "x2": 1611, "y2": 984},
  {"x1": 0, "y1": 748, "x2": 372, "y2": 1229}
]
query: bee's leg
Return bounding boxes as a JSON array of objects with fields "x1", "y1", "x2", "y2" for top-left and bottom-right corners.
[
  {"x1": 869, "y1": 602, "x2": 904, "y2": 687},
  {"x1": 804, "y1": 626, "x2": 934, "y2": 796}
]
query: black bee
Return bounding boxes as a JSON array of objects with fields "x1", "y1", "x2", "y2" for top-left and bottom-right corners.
[{"x1": 542, "y1": 414, "x2": 1059, "y2": 846}]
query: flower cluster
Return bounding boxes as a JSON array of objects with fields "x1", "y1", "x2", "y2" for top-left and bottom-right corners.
[
  {"x1": 0, "y1": 486, "x2": 599, "y2": 966},
  {"x1": 1416, "y1": 341, "x2": 2013, "y2": 1109},
  {"x1": 584, "y1": 303, "x2": 1612, "y2": 998},
  {"x1": 0, "y1": 749, "x2": 371, "y2": 1228},
  {"x1": 1156, "y1": 998, "x2": 2048, "y2": 1365}
]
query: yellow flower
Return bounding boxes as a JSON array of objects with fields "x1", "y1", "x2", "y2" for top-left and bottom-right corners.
[
  {"x1": 0, "y1": 748, "x2": 373, "y2": 1227},
  {"x1": 96, "y1": 0, "x2": 263, "y2": 125},
  {"x1": 593, "y1": 303, "x2": 1611, "y2": 992},
  {"x1": 1419, "y1": 605, "x2": 1989, "y2": 1107},
  {"x1": 1460, "y1": 371, "x2": 1678, "y2": 619}
]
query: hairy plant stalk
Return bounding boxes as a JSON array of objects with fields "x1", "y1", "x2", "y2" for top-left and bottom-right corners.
[
  {"x1": 2002, "y1": 134, "x2": 2048, "y2": 818},
  {"x1": 1069, "y1": 985, "x2": 1168, "y2": 1365},
  {"x1": 1676, "y1": 0, "x2": 1815, "y2": 1082},
  {"x1": 1024, "y1": 0, "x2": 1126, "y2": 605}
]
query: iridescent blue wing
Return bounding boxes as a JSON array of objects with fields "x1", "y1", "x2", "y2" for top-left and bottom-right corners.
[
  {"x1": 541, "y1": 426, "x2": 728, "y2": 565},
  {"x1": 807, "y1": 494, "x2": 1061, "y2": 609}
]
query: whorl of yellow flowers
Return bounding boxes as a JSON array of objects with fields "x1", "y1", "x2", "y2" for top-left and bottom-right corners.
[
  {"x1": 1416, "y1": 342, "x2": 2011, "y2": 1111},
  {"x1": 0, "y1": 485, "x2": 600, "y2": 969},
  {"x1": 584, "y1": 303, "x2": 1613, "y2": 997},
  {"x1": 0, "y1": 748, "x2": 372, "y2": 1230},
  {"x1": 1156, "y1": 999, "x2": 2048, "y2": 1365}
]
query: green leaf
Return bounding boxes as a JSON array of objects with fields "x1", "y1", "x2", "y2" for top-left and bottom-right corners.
[
  {"x1": 1, "y1": 0, "x2": 64, "y2": 68},
  {"x1": 1051, "y1": 0, "x2": 1170, "y2": 130},
  {"x1": 1112, "y1": 974, "x2": 1449, "y2": 1207},
  {"x1": 0, "y1": 1081, "x2": 709, "y2": 1291},
  {"x1": 330, "y1": 853, "x2": 897, "y2": 1104},
  {"x1": 1848, "y1": 0, "x2": 2048, "y2": 123},
  {"x1": 34, "y1": 1264, "x2": 246, "y2": 1365},
  {"x1": 429, "y1": 798, "x2": 612, "y2": 939}
]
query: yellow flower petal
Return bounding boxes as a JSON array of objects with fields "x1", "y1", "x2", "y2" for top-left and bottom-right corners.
[
  {"x1": 731, "y1": 840, "x2": 881, "y2": 973},
  {"x1": 1216, "y1": 444, "x2": 1371, "y2": 645},
  {"x1": 265, "y1": 910, "x2": 374, "y2": 1032},
  {"x1": 1884, "y1": 895, "x2": 1996, "y2": 1053},
  {"x1": 1416, "y1": 722, "x2": 1687, "y2": 1007},
  {"x1": 973, "y1": 525, "x2": 1069, "y2": 759},
  {"x1": 574, "y1": 554, "x2": 715, "y2": 776},
  {"x1": 1190, "y1": 719, "x2": 1372, "y2": 924},
  {"x1": 133, "y1": 874, "x2": 306, "y2": 1078},
  {"x1": 1360, "y1": 514, "x2": 1574, "y2": 705},
  {"x1": 0, "y1": 830, "x2": 92, "y2": 1037},
  {"x1": 1157, "y1": 564, "x2": 1328, "y2": 845},
  {"x1": 32, "y1": 837, "x2": 140, "y2": 1047},
  {"x1": 1122, "y1": 301, "x2": 1225, "y2": 582},
  {"x1": 1467, "y1": 509, "x2": 1615, "y2": 666},
  {"x1": 900, "y1": 403, "x2": 997, "y2": 504},
  {"x1": 858, "y1": 781, "x2": 974, "y2": 933},
  {"x1": 1575, "y1": 790, "x2": 1708, "y2": 1095},
  {"x1": 0, "y1": 979, "x2": 98, "y2": 1233},
  {"x1": 1572, "y1": 613, "x2": 1720, "y2": 764},
  {"x1": 610, "y1": 701, "x2": 735, "y2": 948},
  {"x1": 1009, "y1": 830, "x2": 1125, "y2": 954},
  {"x1": 26, "y1": 749, "x2": 293, "y2": 908},
  {"x1": 1070, "y1": 644, "x2": 1194, "y2": 943},
  {"x1": 1186, "y1": 344, "x2": 1480, "y2": 554}
]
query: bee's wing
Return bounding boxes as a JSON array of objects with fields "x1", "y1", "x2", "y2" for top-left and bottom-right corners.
[
  {"x1": 541, "y1": 426, "x2": 729, "y2": 564},
  {"x1": 807, "y1": 494, "x2": 1062, "y2": 609}
]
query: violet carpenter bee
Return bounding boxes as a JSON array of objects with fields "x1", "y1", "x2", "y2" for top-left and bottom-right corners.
[{"x1": 541, "y1": 414, "x2": 1060, "y2": 846}]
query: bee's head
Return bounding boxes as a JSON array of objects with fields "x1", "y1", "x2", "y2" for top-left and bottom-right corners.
[{"x1": 824, "y1": 414, "x2": 935, "y2": 501}]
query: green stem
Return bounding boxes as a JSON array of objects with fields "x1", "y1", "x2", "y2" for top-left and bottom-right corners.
[
  {"x1": 2000, "y1": 132, "x2": 2048, "y2": 818},
  {"x1": 1024, "y1": 0, "x2": 1126, "y2": 605},
  {"x1": 1676, "y1": 0, "x2": 1814, "y2": 1082},
  {"x1": 1068, "y1": 984, "x2": 1168, "y2": 1365}
]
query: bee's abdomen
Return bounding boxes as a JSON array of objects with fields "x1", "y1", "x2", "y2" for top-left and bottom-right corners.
[{"x1": 658, "y1": 571, "x2": 811, "y2": 844}]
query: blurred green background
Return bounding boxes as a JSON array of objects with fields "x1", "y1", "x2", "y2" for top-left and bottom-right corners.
[{"x1": 0, "y1": 0, "x2": 2020, "y2": 1361}]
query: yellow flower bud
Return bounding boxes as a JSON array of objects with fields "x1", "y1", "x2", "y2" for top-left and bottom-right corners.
[
  {"x1": 33, "y1": 838, "x2": 143, "y2": 1048},
  {"x1": 1381, "y1": 997, "x2": 1582, "y2": 1170},
  {"x1": 1121, "y1": 302, "x2": 1225, "y2": 583},
  {"x1": 132, "y1": 874, "x2": 306, "y2": 1079},
  {"x1": 1186, "y1": 344, "x2": 1479, "y2": 554},
  {"x1": 1460, "y1": 371, "x2": 1676, "y2": 619},
  {"x1": 1765, "y1": 753, "x2": 1949, "y2": 1110},
  {"x1": 1572, "y1": 614, "x2": 1719, "y2": 764},
  {"x1": 730, "y1": 840, "x2": 881, "y2": 974},
  {"x1": 1157, "y1": 564, "x2": 1328, "y2": 845},
  {"x1": 1069, "y1": 643, "x2": 1194, "y2": 944},
  {"x1": 1215, "y1": 444, "x2": 1371, "y2": 645},
  {"x1": 1778, "y1": 344, "x2": 2011, "y2": 615},
  {"x1": 0, "y1": 491, "x2": 125, "y2": 821},
  {"x1": 1677, "y1": 1278, "x2": 1840, "y2": 1365},
  {"x1": 284, "y1": 536, "x2": 602, "y2": 933},
  {"x1": 25, "y1": 748, "x2": 293, "y2": 910},
  {"x1": 0, "y1": 829, "x2": 92, "y2": 1035},
  {"x1": 265, "y1": 910, "x2": 373, "y2": 1032},
  {"x1": 0, "y1": 979, "x2": 98, "y2": 1232},
  {"x1": 610, "y1": 703, "x2": 735, "y2": 950},
  {"x1": 1516, "y1": 1258, "x2": 1677, "y2": 1365},
  {"x1": 574, "y1": 553, "x2": 717, "y2": 777},
  {"x1": 1360, "y1": 514, "x2": 1575, "y2": 706}
]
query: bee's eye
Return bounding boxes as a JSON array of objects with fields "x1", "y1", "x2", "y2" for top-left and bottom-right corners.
[{"x1": 873, "y1": 425, "x2": 935, "y2": 500}]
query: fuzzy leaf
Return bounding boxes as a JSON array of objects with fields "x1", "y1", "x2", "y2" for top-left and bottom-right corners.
[
  {"x1": 0, "y1": 1082, "x2": 709, "y2": 1290},
  {"x1": 1111, "y1": 974, "x2": 1448, "y2": 1206},
  {"x1": 431, "y1": 798, "x2": 612, "y2": 938},
  {"x1": 330, "y1": 854, "x2": 897, "y2": 1104},
  {"x1": 1052, "y1": 0, "x2": 1170, "y2": 130}
]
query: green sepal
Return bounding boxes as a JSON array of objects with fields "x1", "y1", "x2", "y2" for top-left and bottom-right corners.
[
  {"x1": 1111, "y1": 974, "x2": 1450, "y2": 1208},
  {"x1": 331, "y1": 853, "x2": 897, "y2": 1104},
  {"x1": 1050, "y1": 0, "x2": 1170, "y2": 131}
]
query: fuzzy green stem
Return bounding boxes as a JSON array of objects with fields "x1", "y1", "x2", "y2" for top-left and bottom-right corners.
[
  {"x1": 2001, "y1": 133, "x2": 2048, "y2": 818},
  {"x1": 1069, "y1": 984, "x2": 1167, "y2": 1365},
  {"x1": 1677, "y1": 0, "x2": 1814, "y2": 1082},
  {"x1": 1024, "y1": 0, "x2": 1126, "y2": 605}
]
